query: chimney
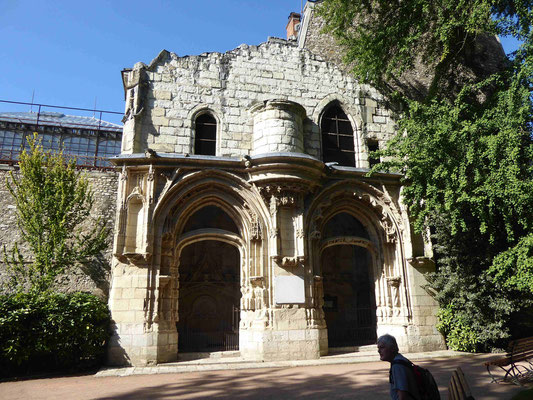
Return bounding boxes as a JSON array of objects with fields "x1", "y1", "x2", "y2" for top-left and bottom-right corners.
[{"x1": 286, "y1": 12, "x2": 301, "y2": 41}]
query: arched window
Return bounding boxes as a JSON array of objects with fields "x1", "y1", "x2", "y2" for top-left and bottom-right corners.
[
  {"x1": 321, "y1": 104, "x2": 355, "y2": 167},
  {"x1": 194, "y1": 113, "x2": 216, "y2": 156}
]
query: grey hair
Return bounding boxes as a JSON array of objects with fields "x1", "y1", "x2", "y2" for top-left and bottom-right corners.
[{"x1": 377, "y1": 334, "x2": 399, "y2": 352}]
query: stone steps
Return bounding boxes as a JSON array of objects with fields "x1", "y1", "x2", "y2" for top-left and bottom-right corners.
[
  {"x1": 172, "y1": 345, "x2": 380, "y2": 366},
  {"x1": 321, "y1": 344, "x2": 379, "y2": 360}
]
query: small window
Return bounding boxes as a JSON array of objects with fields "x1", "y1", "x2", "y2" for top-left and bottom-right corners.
[
  {"x1": 194, "y1": 113, "x2": 216, "y2": 156},
  {"x1": 321, "y1": 104, "x2": 355, "y2": 167},
  {"x1": 367, "y1": 140, "x2": 380, "y2": 168}
]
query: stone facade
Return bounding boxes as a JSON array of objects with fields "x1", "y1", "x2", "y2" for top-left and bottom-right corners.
[
  {"x1": 0, "y1": 166, "x2": 118, "y2": 295},
  {"x1": 108, "y1": 8, "x2": 445, "y2": 366}
]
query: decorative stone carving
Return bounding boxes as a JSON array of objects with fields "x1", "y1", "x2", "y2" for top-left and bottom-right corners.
[
  {"x1": 242, "y1": 285, "x2": 254, "y2": 311},
  {"x1": 272, "y1": 256, "x2": 306, "y2": 268},
  {"x1": 250, "y1": 219, "x2": 262, "y2": 241},
  {"x1": 321, "y1": 237, "x2": 376, "y2": 256},
  {"x1": 387, "y1": 276, "x2": 401, "y2": 310},
  {"x1": 381, "y1": 215, "x2": 396, "y2": 243},
  {"x1": 259, "y1": 183, "x2": 308, "y2": 210},
  {"x1": 310, "y1": 230, "x2": 321, "y2": 240},
  {"x1": 306, "y1": 276, "x2": 326, "y2": 327},
  {"x1": 249, "y1": 276, "x2": 268, "y2": 320},
  {"x1": 115, "y1": 252, "x2": 152, "y2": 265},
  {"x1": 147, "y1": 168, "x2": 155, "y2": 182},
  {"x1": 120, "y1": 165, "x2": 128, "y2": 182},
  {"x1": 269, "y1": 228, "x2": 280, "y2": 238},
  {"x1": 269, "y1": 194, "x2": 278, "y2": 216},
  {"x1": 242, "y1": 155, "x2": 252, "y2": 168},
  {"x1": 128, "y1": 185, "x2": 143, "y2": 200},
  {"x1": 313, "y1": 275, "x2": 324, "y2": 309}
]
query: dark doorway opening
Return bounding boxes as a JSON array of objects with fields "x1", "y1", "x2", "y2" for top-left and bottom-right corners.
[
  {"x1": 321, "y1": 244, "x2": 377, "y2": 347},
  {"x1": 177, "y1": 240, "x2": 240, "y2": 352}
]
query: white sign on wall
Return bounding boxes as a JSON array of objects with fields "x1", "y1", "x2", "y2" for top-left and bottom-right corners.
[{"x1": 275, "y1": 275, "x2": 305, "y2": 304}]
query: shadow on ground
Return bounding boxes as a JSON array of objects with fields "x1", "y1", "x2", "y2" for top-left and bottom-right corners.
[
  {"x1": 1, "y1": 354, "x2": 529, "y2": 400},
  {"x1": 94, "y1": 355, "x2": 528, "y2": 400},
  {"x1": 97, "y1": 367, "x2": 387, "y2": 400}
]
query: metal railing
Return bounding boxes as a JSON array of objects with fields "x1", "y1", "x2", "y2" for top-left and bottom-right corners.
[
  {"x1": 0, "y1": 100, "x2": 123, "y2": 170},
  {"x1": 178, "y1": 307, "x2": 240, "y2": 352},
  {"x1": 326, "y1": 307, "x2": 377, "y2": 348}
]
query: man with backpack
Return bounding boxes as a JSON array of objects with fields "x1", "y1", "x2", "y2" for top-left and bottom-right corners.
[{"x1": 377, "y1": 334, "x2": 441, "y2": 400}]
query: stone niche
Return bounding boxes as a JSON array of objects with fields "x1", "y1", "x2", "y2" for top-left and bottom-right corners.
[{"x1": 250, "y1": 99, "x2": 306, "y2": 155}]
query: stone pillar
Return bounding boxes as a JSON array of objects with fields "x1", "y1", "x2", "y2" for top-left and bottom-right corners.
[
  {"x1": 107, "y1": 259, "x2": 158, "y2": 366},
  {"x1": 246, "y1": 183, "x2": 323, "y2": 361},
  {"x1": 250, "y1": 99, "x2": 306, "y2": 155}
]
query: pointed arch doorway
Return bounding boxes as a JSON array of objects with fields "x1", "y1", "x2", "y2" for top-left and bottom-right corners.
[
  {"x1": 175, "y1": 205, "x2": 242, "y2": 353},
  {"x1": 320, "y1": 212, "x2": 377, "y2": 348}
]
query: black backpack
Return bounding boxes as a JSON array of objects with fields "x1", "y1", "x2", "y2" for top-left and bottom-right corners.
[{"x1": 390, "y1": 359, "x2": 441, "y2": 400}]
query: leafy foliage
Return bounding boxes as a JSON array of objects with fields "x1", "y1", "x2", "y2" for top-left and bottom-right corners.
[
  {"x1": 3, "y1": 134, "x2": 108, "y2": 292},
  {"x1": 427, "y1": 215, "x2": 525, "y2": 351},
  {"x1": 489, "y1": 233, "x2": 533, "y2": 294},
  {"x1": 318, "y1": 0, "x2": 531, "y2": 98},
  {"x1": 381, "y1": 63, "x2": 533, "y2": 242},
  {"x1": 0, "y1": 291, "x2": 110, "y2": 377},
  {"x1": 319, "y1": 0, "x2": 533, "y2": 350}
]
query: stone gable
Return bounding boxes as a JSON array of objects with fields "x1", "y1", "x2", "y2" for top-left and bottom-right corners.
[{"x1": 121, "y1": 38, "x2": 396, "y2": 167}]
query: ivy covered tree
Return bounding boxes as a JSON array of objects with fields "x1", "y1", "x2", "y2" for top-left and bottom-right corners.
[
  {"x1": 318, "y1": 0, "x2": 533, "y2": 350},
  {"x1": 3, "y1": 134, "x2": 108, "y2": 293}
]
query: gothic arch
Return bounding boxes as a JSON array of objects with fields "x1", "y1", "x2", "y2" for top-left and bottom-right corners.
[
  {"x1": 311, "y1": 93, "x2": 363, "y2": 130},
  {"x1": 187, "y1": 104, "x2": 225, "y2": 156},
  {"x1": 306, "y1": 180, "x2": 412, "y2": 327},
  {"x1": 148, "y1": 169, "x2": 272, "y2": 352},
  {"x1": 153, "y1": 169, "x2": 270, "y2": 243},
  {"x1": 312, "y1": 95, "x2": 364, "y2": 167}
]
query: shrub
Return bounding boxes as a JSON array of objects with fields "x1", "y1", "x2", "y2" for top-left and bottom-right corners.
[
  {"x1": 0, "y1": 291, "x2": 110, "y2": 377},
  {"x1": 436, "y1": 304, "x2": 480, "y2": 352}
]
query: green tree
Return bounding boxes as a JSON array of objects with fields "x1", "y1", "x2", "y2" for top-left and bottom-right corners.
[
  {"x1": 318, "y1": 0, "x2": 533, "y2": 350},
  {"x1": 3, "y1": 134, "x2": 108, "y2": 293},
  {"x1": 318, "y1": 0, "x2": 531, "y2": 100}
]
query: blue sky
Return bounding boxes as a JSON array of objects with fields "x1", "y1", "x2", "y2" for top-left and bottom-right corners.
[{"x1": 0, "y1": 1, "x2": 522, "y2": 125}]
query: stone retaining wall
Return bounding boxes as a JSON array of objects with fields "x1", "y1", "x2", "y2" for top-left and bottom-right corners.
[{"x1": 0, "y1": 166, "x2": 118, "y2": 296}]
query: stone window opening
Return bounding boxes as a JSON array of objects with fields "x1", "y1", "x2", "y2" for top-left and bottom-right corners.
[
  {"x1": 320, "y1": 103, "x2": 356, "y2": 167},
  {"x1": 194, "y1": 113, "x2": 217, "y2": 156},
  {"x1": 367, "y1": 139, "x2": 380, "y2": 168}
]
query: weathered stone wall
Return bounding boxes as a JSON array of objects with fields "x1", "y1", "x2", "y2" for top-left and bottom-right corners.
[
  {"x1": 107, "y1": 9, "x2": 446, "y2": 366},
  {"x1": 121, "y1": 38, "x2": 396, "y2": 165},
  {"x1": 0, "y1": 166, "x2": 119, "y2": 297}
]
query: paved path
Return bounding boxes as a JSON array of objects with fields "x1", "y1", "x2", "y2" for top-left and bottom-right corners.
[{"x1": 1, "y1": 353, "x2": 529, "y2": 399}]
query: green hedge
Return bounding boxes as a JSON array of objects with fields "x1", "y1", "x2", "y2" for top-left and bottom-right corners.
[{"x1": 0, "y1": 291, "x2": 110, "y2": 377}]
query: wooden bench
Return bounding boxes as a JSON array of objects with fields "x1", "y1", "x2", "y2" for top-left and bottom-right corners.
[
  {"x1": 485, "y1": 336, "x2": 533, "y2": 385},
  {"x1": 448, "y1": 367, "x2": 475, "y2": 400}
]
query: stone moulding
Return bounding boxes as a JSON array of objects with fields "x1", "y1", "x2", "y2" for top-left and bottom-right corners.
[
  {"x1": 271, "y1": 255, "x2": 306, "y2": 268},
  {"x1": 407, "y1": 256, "x2": 435, "y2": 269},
  {"x1": 115, "y1": 252, "x2": 152, "y2": 265}
]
